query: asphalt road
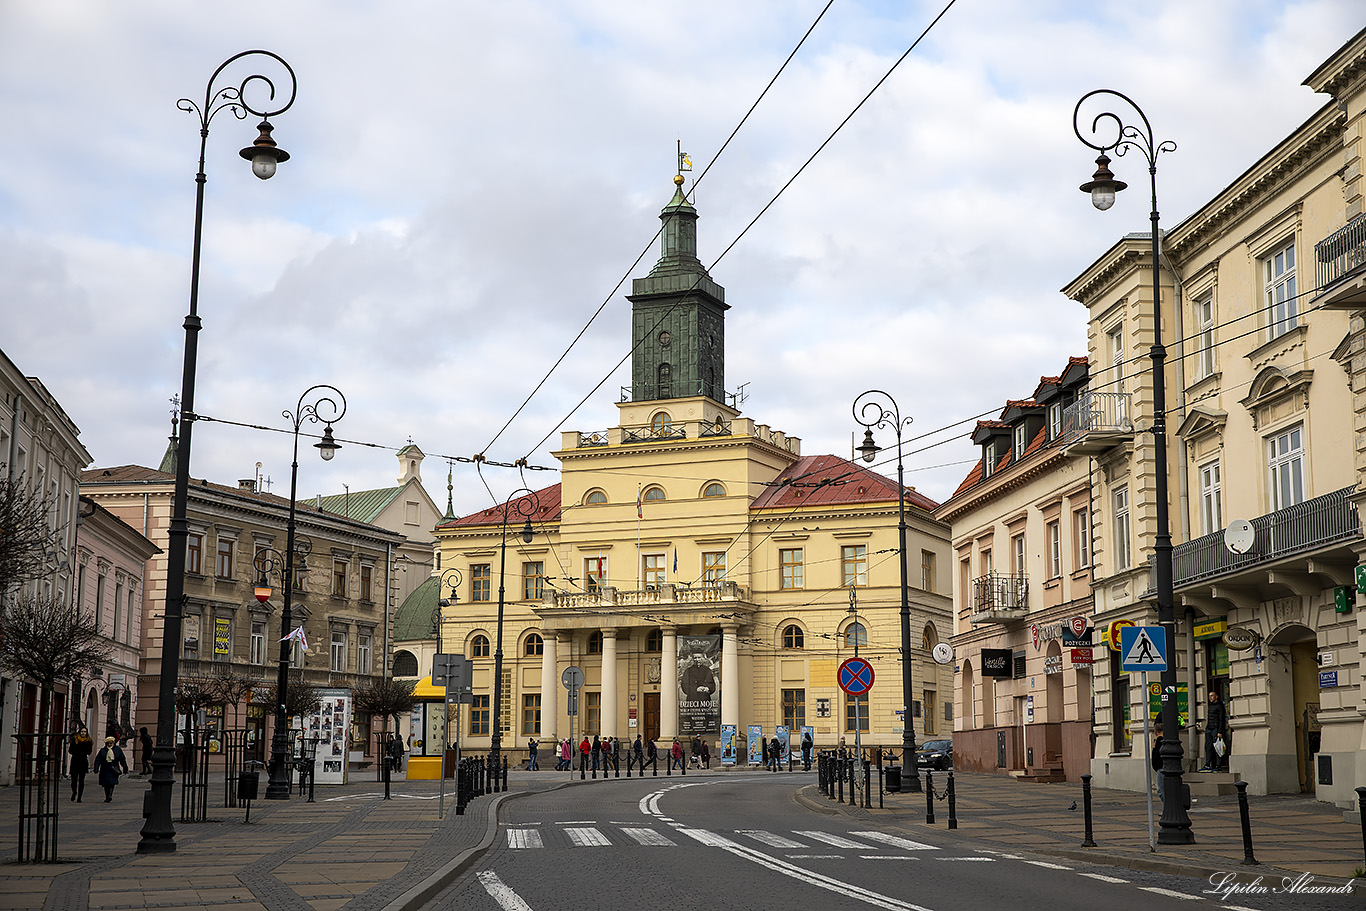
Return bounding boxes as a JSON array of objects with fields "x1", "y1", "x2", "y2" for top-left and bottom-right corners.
[{"x1": 422, "y1": 773, "x2": 1358, "y2": 911}]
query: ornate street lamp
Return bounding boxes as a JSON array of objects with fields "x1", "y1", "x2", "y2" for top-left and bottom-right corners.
[
  {"x1": 491, "y1": 489, "x2": 538, "y2": 776},
  {"x1": 1073, "y1": 89, "x2": 1191, "y2": 844},
  {"x1": 264, "y1": 385, "x2": 346, "y2": 800},
  {"x1": 139, "y1": 50, "x2": 296, "y2": 855},
  {"x1": 852, "y1": 390, "x2": 920, "y2": 793}
]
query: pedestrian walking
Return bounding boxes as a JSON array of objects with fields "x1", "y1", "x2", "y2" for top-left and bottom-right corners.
[
  {"x1": 801, "y1": 730, "x2": 813, "y2": 770},
  {"x1": 92, "y1": 736, "x2": 129, "y2": 803},
  {"x1": 632, "y1": 735, "x2": 644, "y2": 772},
  {"x1": 69, "y1": 726, "x2": 92, "y2": 802},
  {"x1": 670, "y1": 737, "x2": 683, "y2": 771},
  {"x1": 646, "y1": 739, "x2": 658, "y2": 769},
  {"x1": 590, "y1": 735, "x2": 601, "y2": 772},
  {"x1": 701, "y1": 740, "x2": 710, "y2": 769},
  {"x1": 1151, "y1": 722, "x2": 1166, "y2": 803},
  {"x1": 579, "y1": 736, "x2": 591, "y2": 774},
  {"x1": 768, "y1": 736, "x2": 781, "y2": 771},
  {"x1": 1203, "y1": 690, "x2": 1227, "y2": 771},
  {"x1": 387, "y1": 732, "x2": 405, "y2": 773},
  {"x1": 139, "y1": 726, "x2": 154, "y2": 775},
  {"x1": 527, "y1": 737, "x2": 539, "y2": 770}
]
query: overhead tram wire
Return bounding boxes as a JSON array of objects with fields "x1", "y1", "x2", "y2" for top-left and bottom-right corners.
[
  {"x1": 477, "y1": 1, "x2": 837, "y2": 457},
  {"x1": 515, "y1": 0, "x2": 964, "y2": 462}
]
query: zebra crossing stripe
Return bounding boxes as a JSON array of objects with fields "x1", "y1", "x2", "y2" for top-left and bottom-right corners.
[
  {"x1": 737, "y1": 830, "x2": 806, "y2": 848},
  {"x1": 678, "y1": 828, "x2": 743, "y2": 848},
  {"x1": 619, "y1": 827, "x2": 677, "y2": 846},
  {"x1": 564, "y1": 827, "x2": 611, "y2": 847},
  {"x1": 795, "y1": 831, "x2": 873, "y2": 849},
  {"x1": 506, "y1": 830, "x2": 543, "y2": 849},
  {"x1": 477, "y1": 872, "x2": 534, "y2": 911},
  {"x1": 850, "y1": 831, "x2": 938, "y2": 852}
]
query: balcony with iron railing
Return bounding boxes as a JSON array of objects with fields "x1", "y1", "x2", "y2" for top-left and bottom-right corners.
[
  {"x1": 971, "y1": 572, "x2": 1029, "y2": 624},
  {"x1": 1313, "y1": 214, "x2": 1366, "y2": 309},
  {"x1": 1156, "y1": 485, "x2": 1360, "y2": 591},
  {"x1": 1059, "y1": 390, "x2": 1134, "y2": 454}
]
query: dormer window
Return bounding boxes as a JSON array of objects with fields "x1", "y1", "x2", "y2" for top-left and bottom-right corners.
[
  {"x1": 1048, "y1": 403, "x2": 1063, "y2": 440},
  {"x1": 1013, "y1": 424, "x2": 1028, "y2": 460},
  {"x1": 983, "y1": 445, "x2": 995, "y2": 478}
]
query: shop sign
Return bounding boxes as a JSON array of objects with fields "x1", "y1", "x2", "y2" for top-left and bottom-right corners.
[
  {"x1": 1193, "y1": 616, "x2": 1227, "y2": 640},
  {"x1": 1069, "y1": 647, "x2": 1093, "y2": 666},
  {"x1": 1319, "y1": 671, "x2": 1338, "y2": 689},
  {"x1": 981, "y1": 648, "x2": 1012, "y2": 677},
  {"x1": 1224, "y1": 626, "x2": 1260, "y2": 651},
  {"x1": 1333, "y1": 586, "x2": 1354, "y2": 614},
  {"x1": 1106, "y1": 619, "x2": 1135, "y2": 651},
  {"x1": 1043, "y1": 655, "x2": 1063, "y2": 675},
  {"x1": 1148, "y1": 681, "x2": 1188, "y2": 728},
  {"x1": 1032, "y1": 616, "x2": 1090, "y2": 650}
]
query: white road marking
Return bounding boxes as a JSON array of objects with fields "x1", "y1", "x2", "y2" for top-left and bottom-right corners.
[
  {"x1": 737, "y1": 829, "x2": 806, "y2": 848},
  {"x1": 557, "y1": 820, "x2": 597, "y2": 825},
  {"x1": 936, "y1": 857, "x2": 994, "y2": 861},
  {"x1": 477, "y1": 871, "x2": 534, "y2": 911},
  {"x1": 1139, "y1": 887, "x2": 1200, "y2": 900},
  {"x1": 1078, "y1": 873, "x2": 1129, "y2": 884},
  {"x1": 506, "y1": 829, "x2": 543, "y2": 849},
  {"x1": 850, "y1": 831, "x2": 939, "y2": 852},
  {"x1": 619, "y1": 827, "x2": 676, "y2": 846},
  {"x1": 796, "y1": 831, "x2": 873, "y2": 849},
  {"x1": 563, "y1": 827, "x2": 611, "y2": 847},
  {"x1": 858, "y1": 856, "x2": 922, "y2": 860},
  {"x1": 786, "y1": 854, "x2": 846, "y2": 859},
  {"x1": 1024, "y1": 861, "x2": 1072, "y2": 870}
]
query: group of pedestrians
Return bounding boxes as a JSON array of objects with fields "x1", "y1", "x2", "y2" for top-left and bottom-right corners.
[{"x1": 67, "y1": 724, "x2": 134, "y2": 803}]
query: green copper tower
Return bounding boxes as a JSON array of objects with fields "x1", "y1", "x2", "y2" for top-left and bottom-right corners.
[{"x1": 628, "y1": 172, "x2": 728, "y2": 403}]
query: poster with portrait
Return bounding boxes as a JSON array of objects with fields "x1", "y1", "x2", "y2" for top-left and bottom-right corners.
[
  {"x1": 747, "y1": 724, "x2": 764, "y2": 765},
  {"x1": 720, "y1": 724, "x2": 737, "y2": 765},
  {"x1": 677, "y1": 634, "x2": 720, "y2": 735},
  {"x1": 295, "y1": 688, "x2": 352, "y2": 784}
]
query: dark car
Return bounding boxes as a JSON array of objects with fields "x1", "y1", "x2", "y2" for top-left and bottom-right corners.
[{"x1": 915, "y1": 739, "x2": 952, "y2": 770}]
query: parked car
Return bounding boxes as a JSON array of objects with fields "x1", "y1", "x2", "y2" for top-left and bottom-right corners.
[{"x1": 914, "y1": 739, "x2": 952, "y2": 770}]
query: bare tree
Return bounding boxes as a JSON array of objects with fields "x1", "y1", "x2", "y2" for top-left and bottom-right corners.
[
  {"x1": 207, "y1": 666, "x2": 262, "y2": 731},
  {"x1": 354, "y1": 678, "x2": 415, "y2": 737},
  {"x1": 261, "y1": 680, "x2": 322, "y2": 726},
  {"x1": 0, "y1": 477, "x2": 61, "y2": 592},
  {"x1": 0, "y1": 593, "x2": 111, "y2": 736}
]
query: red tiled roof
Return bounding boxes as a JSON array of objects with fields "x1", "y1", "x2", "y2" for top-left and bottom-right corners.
[
  {"x1": 439, "y1": 484, "x2": 562, "y2": 528},
  {"x1": 749, "y1": 454, "x2": 940, "y2": 512},
  {"x1": 950, "y1": 457, "x2": 985, "y2": 498}
]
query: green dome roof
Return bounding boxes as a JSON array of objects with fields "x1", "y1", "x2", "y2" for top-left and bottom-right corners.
[{"x1": 393, "y1": 575, "x2": 440, "y2": 643}]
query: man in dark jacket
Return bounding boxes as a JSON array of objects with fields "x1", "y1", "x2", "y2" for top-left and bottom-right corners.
[
  {"x1": 139, "y1": 727, "x2": 154, "y2": 775},
  {"x1": 1203, "y1": 690, "x2": 1228, "y2": 771}
]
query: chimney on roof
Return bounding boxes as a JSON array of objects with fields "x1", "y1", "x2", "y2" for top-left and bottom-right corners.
[{"x1": 238, "y1": 479, "x2": 257, "y2": 492}]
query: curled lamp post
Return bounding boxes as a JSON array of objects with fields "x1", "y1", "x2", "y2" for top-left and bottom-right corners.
[
  {"x1": 853, "y1": 390, "x2": 920, "y2": 792},
  {"x1": 1073, "y1": 89, "x2": 1191, "y2": 844},
  {"x1": 264, "y1": 385, "x2": 345, "y2": 800},
  {"x1": 139, "y1": 50, "x2": 296, "y2": 855},
  {"x1": 492, "y1": 489, "x2": 538, "y2": 772},
  {"x1": 436, "y1": 568, "x2": 464, "y2": 650}
]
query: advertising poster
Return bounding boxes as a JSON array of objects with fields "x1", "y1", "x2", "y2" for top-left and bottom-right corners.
[
  {"x1": 213, "y1": 617, "x2": 231, "y2": 659},
  {"x1": 747, "y1": 724, "x2": 764, "y2": 765},
  {"x1": 297, "y1": 688, "x2": 352, "y2": 784},
  {"x1": 678, "y1": 634, "x2": 721, "y2": 734},
  {"x1": 720, "y1": 724, "x2": 737, "y2": 765},
  {"x1": 799, "y1": 725, "x2": 814, "y2": 761},
  {"x1": 776, "y1": 726, "x2": 789, "y2": 765}
]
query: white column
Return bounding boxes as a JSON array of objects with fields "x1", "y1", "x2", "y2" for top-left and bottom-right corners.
[
  {"x1": 721, "y1": 625, "x2": 739, "y2": 732},
  {"x1": 539, "y1": 632, "x2": 558, "y2": 742},
  {"x1": 662, "y1": 626, "x2": 679, "y2": 739},
  {"x1": 601, "y1": 630, "x2": 618, "y2": 739}
]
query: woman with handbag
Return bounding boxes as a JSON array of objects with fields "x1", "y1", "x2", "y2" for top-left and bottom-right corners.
[{"x1": 93, "y1": 736, "x2": 129, "y2": 803}]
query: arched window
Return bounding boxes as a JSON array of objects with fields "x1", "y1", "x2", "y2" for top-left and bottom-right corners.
[
  {"x1": 584, "y1": 489, "x2": 608, "y2": 505},
  {"x1": 651, "y1": 411, "x2": 672, "y2": 434},
  {"x1": 922, "y1": 622, "x2": 938, "y2": 651},
  {"x1": 782, "y1": 625, "x2": 804, "y2": 649},
  {"x1": 470, "y1": 634, "x2": 490, "y2": 658},
  {"x1": 646, "y1": 629, "x2": 663, "y2": 652},
  {"x1": 524, "y1": 633, "x2": 544, "y2": 656},
  {"x1": 587, "y1": 631, "x2": 603, "y2": 654},
  {"x1": 643, "y1": 486, "x2": 666, "y2": 502},
  {"x1": 392, "y1": 650, "x2": 418, "y2": 677},
  {"x1": 844, "y1": 622, "x2": 867, "y2": 649},
  {"x1": 702, "y1": 482, "x2": 726, "y2": 498}
]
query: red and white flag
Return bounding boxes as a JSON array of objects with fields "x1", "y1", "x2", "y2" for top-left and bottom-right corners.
[{"x1": 281, "y1": 626, "x2": 309, "y2": 652}]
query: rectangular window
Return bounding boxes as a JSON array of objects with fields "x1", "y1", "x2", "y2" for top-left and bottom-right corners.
[
  {"x1": 470, "y1": 695, "x2": 490, "y2": 736},
  {"x1": 1113, "y1": 486, "x2": 1132, "y2": 570},
  {"x1": 1195, "y1": 296, "x2": 1215, "y2": 378},
  {"x1": 471, "y1": 563, "x2": 492, "y2": 601},
  {"x1": 1048, "y1": 402, "x2": 1063, "y2": 440},
  {"x1": 585, "y1": 691, "x2": 601, "y2": 734},
  {"x1": 923, "y1": 689, "x2": 937, "y2": 735},
  {"x1": 584, "y1": 557, "x2": 607, "y2": 594},
  {"x1": 702, "y1": 552, "x2": 726, "y2": 585},
  {"x1": 781, "y1": 688, "x2": 806, "y2": 730},
  {"x1": 642, "y1": 554, "x2": 665, "y2": 588},
  {"x1": 522, "y1": 694, "x2": 541, "y2": 735},
  {"x1": 94, "y1": 575, "x2": 105, "y2": 630},
  {"x1": 330, "y1": 630, "x2": 347, "y2": 671},
  {"x1": 1013, "y1": 423, "x2": 1028, "y2": 460},
  {"x1": 1047, "y1": 521, "x2": 1061, "y2": 579},
  {"x1": 841, "y1": 545, "x2": 868, "y2": 587},
  {"x1": 357, "y1": 632, "x2": 372, "y2": 675},
  {"x1": 1109, "y1": 324, "x2": 1127, "y2": 421},
  {"x1": 332, "y1": 560, "x2": 349, "y2": 598},
  {"x1": 523, "y1": 561, "x2": 546, "y2": 600},
  {"x1": 126, "y1": 588, "x2": 136, "y2": 643},
  {"x1": 844, "y1": 694, "x2": 869, "y2": 733},
  {"x1": 1199, "y1": 460, "x2": 1222, "y2": 535},
  {"x1": 1264, "y1": 240, "x2": 1298, "y2": 341},
  {"x1": 113, "y1": 579, "x2": 123, "y2": 642},
  {"x1": 216, "y1": 538, "x2": 234, "y2": 580},
  {"x1": 1012, "y1": 534, "x2": 1025, "y2": 575},
  {"x1": 779, "y1": 548, "x2": 804, "y2": 590},
  {"x1": 920, "y1": 550, "x2": 936, "y2": 592},
  {"x1": 186, "y1": 534, "x2": 203, "y2": 575},
  {"x1": 1074, "y1": 508, "x2": 1090, "y2": 568},
  {"x1": 360, "y1": 564, "x2": 373, "y2": 602},
  {"x1": 250, "y1": 621, "x2": 266, "y2": 665},
  {"x1": 1268, "y1": 424, "x2": 1305, "y2": 509}
]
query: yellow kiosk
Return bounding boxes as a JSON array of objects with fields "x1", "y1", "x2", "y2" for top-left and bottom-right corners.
[{"x1": 405, "y1": 676, "x2": 451, "y2": 780}]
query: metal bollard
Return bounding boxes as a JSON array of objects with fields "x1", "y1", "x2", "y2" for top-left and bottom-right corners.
[
  {"x1": 847, "y1": 758, "x2": 857, "y2": 806},
  {"x1": 615, "y1": 753, "x2": 621, "y2": 778},
  {"x1": 837, "y1": 759, "x2": 845, "y2": 803},
  {"x1": 382, "y1": 751, "x2": 392, "y2": 801},
  {"x1": 1081, "y1": 774, "x2": 1096, "y2": 847},
  {"x1": 863, "y1": 759, "x2": 871, "y2": 809},
  {"x1": 877, "y1": 760, "x2": 883, "y2": 809},
  {"x1": 1357, "y1": 787, "x2": 1366, "y2": 871},
  {"x1": 947, "y1": 772, "x2": 957, "y2": 830},
  {"x1": 1236, "y1": 781, "x2": 1259, "y2": 865},
  {"x1": 502, "y1": 755, "x2": 509, "y2": 791},
  {"x1": 925, "y1": 769, "x2": 935, "y2": 824}
]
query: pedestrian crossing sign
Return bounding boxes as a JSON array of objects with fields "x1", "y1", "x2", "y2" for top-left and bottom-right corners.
[{"x1": 1120, "y1": 625, "x2": 1167, "y2": 672}]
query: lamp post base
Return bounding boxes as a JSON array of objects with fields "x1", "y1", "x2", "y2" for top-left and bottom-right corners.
[{"x1": 136, "y1": 751, "x2": 178, "y2": 853}]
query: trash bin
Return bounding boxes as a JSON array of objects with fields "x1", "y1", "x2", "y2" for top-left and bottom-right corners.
[
  {"x1": 885, "y1": 765, "x2": 902, "y2": 793},
  {"x1": 237, "y1": 770, "x2": 260, "y2": 801}
]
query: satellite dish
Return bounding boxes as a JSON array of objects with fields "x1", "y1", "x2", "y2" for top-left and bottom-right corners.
[
  {"x1": 1224, "y1": 519, "x2": 1255, "y2": 555},
  {"x1": 932, "y1": 643, "x2": 954, "y2": 665}
]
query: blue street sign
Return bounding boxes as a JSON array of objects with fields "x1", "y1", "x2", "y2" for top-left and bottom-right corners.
[
  {"x1": 838, "y1": 657, "x2": 875, "y2": 695},
  {"x1": 1120, "y1": 625, "x2": 1168, "y2": 672}
]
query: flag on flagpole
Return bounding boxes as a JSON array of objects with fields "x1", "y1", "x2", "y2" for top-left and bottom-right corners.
[
  {"x1": 673, "y1": 548, "x2": 677, "y2": 574},
  {"x1": 637, "y1": 485, "x2": 643, "y2": 519},
  {"x1": 280, "y1": 626, "x2": 309, "y2": 652}
]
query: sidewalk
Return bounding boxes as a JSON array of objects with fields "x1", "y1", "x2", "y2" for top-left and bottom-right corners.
[
  {"x1": 0, "y1": 771, "x2": 561, "y2": 911},
  {"x1": 797, "y1": 766, "x2": 1366, "y2": 886}
]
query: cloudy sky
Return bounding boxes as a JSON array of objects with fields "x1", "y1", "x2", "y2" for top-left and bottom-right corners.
[{"x1": 2, "y1": 0, "x2": 1359, "y2": 517}]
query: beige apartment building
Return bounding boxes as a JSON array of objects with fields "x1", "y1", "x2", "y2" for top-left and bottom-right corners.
[
  {"x1": 1062, "y1": 30, "x2": 1366, "y2": 810},
  {"x1": 424, "y1": 176, "x2": 953, "y2": 761},
  {"x1": 935, "y1": 358, "x2": 1096, "y2": 782}
]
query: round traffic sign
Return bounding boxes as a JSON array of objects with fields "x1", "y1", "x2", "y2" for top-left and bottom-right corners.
[
  {"x1": 838, "y1": 657, "x2": 875, "y2": 695},
  {"x1": 562, "y1": 665, "x2": 584, "y2": 689}
]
